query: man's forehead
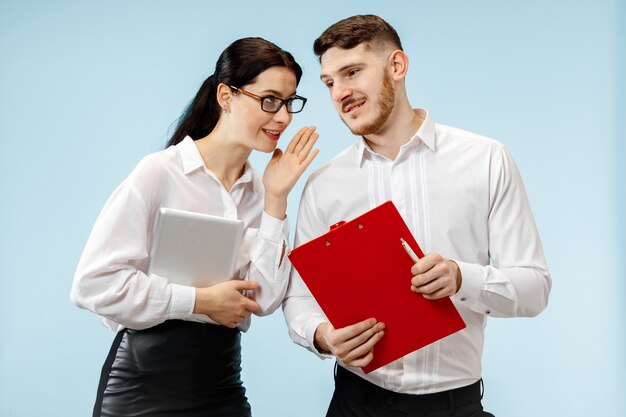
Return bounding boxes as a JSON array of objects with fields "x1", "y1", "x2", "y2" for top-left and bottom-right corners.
[{"x1": 320, "y1": 44, "x2": 374, "y2": 76}]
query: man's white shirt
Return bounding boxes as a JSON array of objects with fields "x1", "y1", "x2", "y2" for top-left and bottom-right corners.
[{"x1": 283, "y1": 109, "x2": 551, "y2": 394}]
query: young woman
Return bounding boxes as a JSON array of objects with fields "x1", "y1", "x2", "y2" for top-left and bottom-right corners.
[{"x1": 71, "y1": 37, "x2": 318, "y2": 417}]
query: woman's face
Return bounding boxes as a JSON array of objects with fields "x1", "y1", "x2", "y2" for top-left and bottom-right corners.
[{"x1": 229, "y1": 66, "x2": 297, "y2": 153}]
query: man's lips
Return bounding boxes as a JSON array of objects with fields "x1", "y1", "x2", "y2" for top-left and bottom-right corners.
[
  {"x1": 262, "y1": 128, "x2": 282, "y2": 141},
  {"x1": 343, "y1": 98, "x2": 366, "y2": 114}
]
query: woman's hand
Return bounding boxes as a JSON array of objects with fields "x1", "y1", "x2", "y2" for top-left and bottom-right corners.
[
  {"x1": 263, "y1": 126, "x2": 319, "y2": 219},
  {"x1": 193, "y1": 280, "x2": 261, "y2": 328}
]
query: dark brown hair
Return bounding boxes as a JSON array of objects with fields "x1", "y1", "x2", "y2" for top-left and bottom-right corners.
[
  {"x1": 313, "y1": 15, "x2": 403, "y2": 60},
  {"x1": 166, "y1": 37, "x2": 303, "y2": 147}
]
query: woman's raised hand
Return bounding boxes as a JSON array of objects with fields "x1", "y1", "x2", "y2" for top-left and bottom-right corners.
[{"x1": 262, "y1": 126, "x2": 319, "y2": 219}]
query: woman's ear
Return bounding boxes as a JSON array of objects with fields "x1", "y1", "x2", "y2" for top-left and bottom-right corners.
[
  {"x1": 388, "y1": 50, "x2": 409, "y2": 81},
  {"x1": 216, "y1": 83, "x2": 233, "y2": 113}
]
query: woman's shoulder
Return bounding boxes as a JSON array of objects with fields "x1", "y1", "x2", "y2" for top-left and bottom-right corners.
[{"x1": 124, "y1": 146, "x2": 182, "y2": 194}]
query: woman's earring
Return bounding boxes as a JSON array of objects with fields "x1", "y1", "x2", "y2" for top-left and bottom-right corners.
[{"x1": 222, "y1": 107, "x2": 230, "y2": 114}]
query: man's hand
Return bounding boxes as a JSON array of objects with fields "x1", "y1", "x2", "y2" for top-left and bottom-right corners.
[
  {"x1": 314, "y1": 318, "x2": 385, "y2": 367},
  {"x1": 410, "y1": 253, "x2": 462, "y2": 300}
]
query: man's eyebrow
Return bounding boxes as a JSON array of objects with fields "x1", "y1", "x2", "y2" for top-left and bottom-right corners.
[{"x1": 320, "y1": 62, "x2": 364, "y2": 80}]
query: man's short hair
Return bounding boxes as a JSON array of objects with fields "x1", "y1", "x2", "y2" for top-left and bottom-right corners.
[{"x1": 313, "y1": 15, "x2": 403, "y2": 60}]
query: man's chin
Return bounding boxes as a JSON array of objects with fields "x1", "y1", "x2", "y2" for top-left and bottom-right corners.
[{"x1": 341, "y1": 117, "x2": 369, "y2": 136}]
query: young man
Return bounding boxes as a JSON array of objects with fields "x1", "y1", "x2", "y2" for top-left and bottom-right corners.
[{"x1": 282, "y1": 15, "x2": 551, "y2": 417}]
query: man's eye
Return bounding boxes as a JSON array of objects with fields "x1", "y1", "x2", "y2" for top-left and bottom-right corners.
[
  {"x1": 325, "y1": 81, "x2": 334, "y2": 88},
  {"x1": 348, "y1": 69, "x2": 359, "y2": 77}
]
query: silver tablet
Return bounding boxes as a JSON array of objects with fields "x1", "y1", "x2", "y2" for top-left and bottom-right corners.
[{"x1": 148, "y1": 207, "x2": 244, "y2": 287}]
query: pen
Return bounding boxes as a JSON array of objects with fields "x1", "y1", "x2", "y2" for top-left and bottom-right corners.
[{"x1": 400, "y1": 238, "x2": 419, "y2": 263}]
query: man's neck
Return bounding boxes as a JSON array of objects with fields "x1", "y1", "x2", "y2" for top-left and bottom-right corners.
[{"x1": 363, "y1": 106, "x2": 424, "y2": 160}]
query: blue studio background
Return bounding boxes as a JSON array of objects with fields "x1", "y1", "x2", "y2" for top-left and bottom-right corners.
[{"x1": 1, "y1": 1, "x2": 624, "y2": 416}]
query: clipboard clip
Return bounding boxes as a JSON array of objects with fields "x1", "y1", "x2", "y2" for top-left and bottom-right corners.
[{"x1": 329, "y1": 221, "x2": 346, "y2": 230}]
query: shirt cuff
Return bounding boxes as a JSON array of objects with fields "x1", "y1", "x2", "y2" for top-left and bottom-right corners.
[
  {"x1": 258, "y1": 211, "x2": 289, "y2": 244},
  {"x1": 305, "y1": 316, "x2": 334, "y2": 359},
  {"x1": 168, "y1": 283, "x2": 195, "y2": 320},
  {"x1": 453, "y1": 260, "x2": 485, "y2": 309}
]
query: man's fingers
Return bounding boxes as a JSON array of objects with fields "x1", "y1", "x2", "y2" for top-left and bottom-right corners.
[
  {"x1": 340, "y1": 322, "x2": 385, "y2": 354},
  {"x1": 343, "y1": 350, "x2": 374, "y2": 368},
  {"x1": 411, "y1": 261, "x2": 451, "y2": 287},
  {"x1": 334, "y1": 318, "x2": 379, "y2": 343},
  {"x1": 342, "y1": 330, "x2": 384, "y2": 363},
  {"x1": 422, "y1": 287, "x2": 455, "y2": 300},
  {"x1": 410, "y1": 253, "x2": 442, "y2": 275}
]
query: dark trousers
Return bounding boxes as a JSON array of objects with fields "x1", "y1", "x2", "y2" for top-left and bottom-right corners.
[
  {"x1": 326, "y1": 364, "x2": 495, "y2": 417},
  {"x1": 94, "y1": 320, "x2": 251, "y2": 417}
]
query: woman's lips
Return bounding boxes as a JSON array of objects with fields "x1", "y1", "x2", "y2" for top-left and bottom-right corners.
[{"x1": 262, "y1": 129, "x2": 281, "y2": 141}]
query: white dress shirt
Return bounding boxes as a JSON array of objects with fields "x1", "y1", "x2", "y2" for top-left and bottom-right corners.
[
  {"x1": 71, "y1": 136, "x2": 290, "y2": 332},
  {"x1": 282, "y1": 109, "x2": 551, "y2": 394}
]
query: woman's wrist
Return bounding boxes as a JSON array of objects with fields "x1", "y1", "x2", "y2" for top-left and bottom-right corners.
[{"x1": 263, "y1": 193, "x2": 287, "y2": 220}]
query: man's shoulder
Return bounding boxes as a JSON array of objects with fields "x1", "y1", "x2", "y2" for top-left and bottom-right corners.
[
  {"x1": 435, "y1": 123, "x2": 506, "y2": 151},
  {"x1": 305, "y1": 142, "x2": 359, "y2": 186}
]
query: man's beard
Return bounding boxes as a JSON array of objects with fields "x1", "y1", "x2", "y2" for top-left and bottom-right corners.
[{"x1": 342, "y1": 72, "x2": 395, "y2": 136}]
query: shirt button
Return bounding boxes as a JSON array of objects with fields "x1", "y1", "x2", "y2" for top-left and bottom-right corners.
[
  {"x1": 385, "y1": 397, "x2": 394, "y2": 406},
  {"x1": 460, "y1": 297, "x2": 467, "y2": 302},
  {"x1": 485, "y1": 310, "x2": 491, "y2": 315}
]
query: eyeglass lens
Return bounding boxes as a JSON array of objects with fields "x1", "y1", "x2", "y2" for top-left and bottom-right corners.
[{"x1": 262, "y1": 96, "x2": 305, "y2": 113}]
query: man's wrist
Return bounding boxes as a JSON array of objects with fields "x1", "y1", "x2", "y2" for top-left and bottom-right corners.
[
  {"x1": 313, "y1": 322, "x2": 331, "y2": 354},
  {"x1": 450, "y1": 260, "x2": 462, "y2": 294}
]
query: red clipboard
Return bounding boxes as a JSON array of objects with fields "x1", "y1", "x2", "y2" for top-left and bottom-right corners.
[{"x1": 288, "y1": 201, "x2": 466, "y2": 374}]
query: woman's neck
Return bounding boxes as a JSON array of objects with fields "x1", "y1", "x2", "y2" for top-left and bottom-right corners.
[{"x1": 194, "y1": 129, "x2": 251, "y2": 192}]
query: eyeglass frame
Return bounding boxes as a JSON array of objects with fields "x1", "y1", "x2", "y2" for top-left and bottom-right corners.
[{"x1": 229, "y1": 86, "x2": 307, "y2": 114}]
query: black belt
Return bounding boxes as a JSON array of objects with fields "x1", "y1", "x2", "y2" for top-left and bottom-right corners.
[{"x1": 335, "y1": 364, "x2": 483, "y2": 413}]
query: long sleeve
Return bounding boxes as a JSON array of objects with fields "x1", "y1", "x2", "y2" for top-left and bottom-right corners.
[
  {"x1": 282, "y1": 184, "x2": 331, "y2": 358},
  {"x1": 453, "y1": 146, "x2": 552, "y2": 317},
  {"x1": 241, "y1": 211, "x2": 291, "y2": 316},
  {"x1": 70, "y1": 181, "x2": 195, "y2": 330}
]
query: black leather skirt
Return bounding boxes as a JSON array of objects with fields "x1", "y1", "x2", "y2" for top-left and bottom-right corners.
[{"x1": 93, "y1": 320, "x2": 251, "y2": 417}]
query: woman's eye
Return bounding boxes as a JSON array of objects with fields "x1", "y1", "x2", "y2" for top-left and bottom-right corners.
[
  {"x1": 325, "y1": 81, "x2": 334, "y2": 88},
  {"x1": 265, "y1": 96, "x2": 277, "y2": 104}
]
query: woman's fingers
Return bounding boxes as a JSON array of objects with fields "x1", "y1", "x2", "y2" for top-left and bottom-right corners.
[
  {"x1": 292, "y1": 126, "x2": 316, "y2": 155},
  {"x1": 297, "y1": 133, "x2": 319, "y2": 163},
  {"x1": 300, "y1": 148, "x2": 320, "y2": 171},
  {"x1": 285, "y1": 126, "x2": 309, "y2": 154}
]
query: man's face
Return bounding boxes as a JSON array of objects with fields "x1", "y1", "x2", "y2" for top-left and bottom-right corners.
[{"x1": 320, "y1": 43, "x2": 395, "y2": 136}]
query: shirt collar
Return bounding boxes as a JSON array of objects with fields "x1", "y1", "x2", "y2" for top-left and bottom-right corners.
[
  {"x1": 354, "y1": 108, "x2": 437, "y2": 165},
  {"x1": 176, "y1": 136, "x2": 255, "y2": 189},
  {"x1": 177, "y1": 136, "x2": 205, "y2": 175}
]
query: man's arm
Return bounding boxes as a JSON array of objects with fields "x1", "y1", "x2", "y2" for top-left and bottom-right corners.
[
  {"x1": 282, "y1": 180, "x2": 385, "y2": 366},
  {"x1": 408, "y1": 146, "x2": 551, "y2": 317}
]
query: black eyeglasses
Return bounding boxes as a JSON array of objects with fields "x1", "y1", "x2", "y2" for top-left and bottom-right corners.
[{"x1": 230, "y1": 86, "x2": 307, "y2": 114}]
